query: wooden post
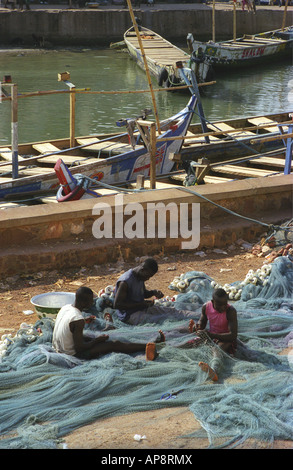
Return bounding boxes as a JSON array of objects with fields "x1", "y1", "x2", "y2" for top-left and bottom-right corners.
[
  {"x1": 149, "y1": 122, "x2": 157, "y2": 189},
  {"x1": 281, "y1": 0, "x2": 289, "y2": 31},
  {"x1": 126, "y1": 0, "x2": 161, "y2": 134},
  {"x1": 11, "y1": 83, "x2": 18, "y2": 179},
  {"x1": 233, "y1": 1, "x2": 236, "y2": 41},
  {"x1": 58, "y1": 73, "x2": 76, "y2": 147},
  {"x1": 212, "y1": 0, "x2": 216, "y2": 42},
  {"x1": 70, "y1": 85, "x2": 76, "y2": 148},
  {"x1": 137, "y1": 119, "x2": 157, "y2": 189}
]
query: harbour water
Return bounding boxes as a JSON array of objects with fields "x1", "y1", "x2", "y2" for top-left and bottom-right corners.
[{"x1": 0, "y1": 47, "x2": 292, "y2": 145}]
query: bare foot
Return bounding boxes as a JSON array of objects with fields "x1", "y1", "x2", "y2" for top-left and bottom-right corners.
[
  {"x1": 156, "y1": 329, "x2": 165, "y2": 343},
  {"x1": 189, "y1": 319, "x2": 196, "y2": 333},
  {"x1": 146, "y1": 342, "x2": 158, "y2": 361},
  {"x1": 198, "y1": 361, "x2": 218, "y2": 381}
]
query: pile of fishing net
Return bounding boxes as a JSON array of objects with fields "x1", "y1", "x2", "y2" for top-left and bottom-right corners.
[{"x1": 0, "y1": 256, "x2": 292, "y2": 449}]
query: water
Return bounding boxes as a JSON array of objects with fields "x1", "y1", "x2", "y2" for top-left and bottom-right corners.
[{"x1": 0, "y1": 47, "x2": 292, "y2": 145}]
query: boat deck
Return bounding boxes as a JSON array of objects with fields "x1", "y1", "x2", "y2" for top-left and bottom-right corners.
[{"x1": 125, "y1": 28, "x2": 189, "y2": 67}]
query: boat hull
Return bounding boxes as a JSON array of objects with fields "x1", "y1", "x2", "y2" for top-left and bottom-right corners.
[
  {"x1": 187, "y1": 28, "x2": 293, "y2": 70},
  {"x1": 124, "y1": 26, "x2": 212, "y2": 88}
]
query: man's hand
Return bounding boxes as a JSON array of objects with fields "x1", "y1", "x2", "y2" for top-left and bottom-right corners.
[
  {"x1": 94, "y1": 334, "x2": 109, "y2": 344},
  {"x1": 152, "y1": 290, "x2": 164, "y2": 299}
]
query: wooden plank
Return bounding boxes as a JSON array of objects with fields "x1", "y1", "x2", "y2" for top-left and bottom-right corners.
[
  {"x1": 203, "y1": 175, "x2": 234, "y2": 183},
  {"x1": 32, "y1": 142, "x2": 61, "y2": 154},
  {"x1": 18, "y1": 167, "x2": 54, "y2": 176},
  {"x1": 208, "y1": 122, "x2": 255, "y2": 137},
  {"x1": 212, "y1": 164, "x2": 277, "y2": 177},
  {"x1": 250, "y1": 156, "x2": 292, "y2": 168},
  {"x1": 247, "y1": 117, "x2": 281, "y2": 133},
  {"x1": 76, "y1": 138, "x2": 144, "y2": 155},
  {"x1": 0, "y1": 147, "x2": 25, "y2": 161}
]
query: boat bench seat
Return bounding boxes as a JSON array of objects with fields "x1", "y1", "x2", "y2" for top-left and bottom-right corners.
[
  {"x1": 211, "y1": 164, "x2": 279, "y2": 178},
  {"x1": 203, "y1": 175, "x2": 234, "y2": 183},
  {"x1": 32, "y1": 143, "x2": 101, "y2": 166},
  {"x1": 250, "y1": 156, "x2": 292, "y2": 169},
  {"x1": 208, "y1": 122, "x2": 256, "y2": 138},
  {"x1": 76, "y1": 138, "x2": 144, "y2": 156},
  {"x1": 247, "y1": 117, "x2": 282, "y2": 133},
  {"x1": 183, "y1": 131, "x2": 220, "y2": 146},
  {"x1": 0, "y1": 147, "x2": 24, "y2": 161}
]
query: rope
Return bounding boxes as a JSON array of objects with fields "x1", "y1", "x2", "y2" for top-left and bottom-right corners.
[{"x1": 75, "y1": 173, "x2": 291, "y2": 237}]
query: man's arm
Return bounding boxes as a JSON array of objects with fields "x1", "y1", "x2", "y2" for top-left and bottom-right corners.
[
  {"x1": 197, "y1": 304, "x2": 208, "y2": 330},
  {"x1": 113, "y1": 281, "x2": 153, "y2": 311},
  {"x1": 70, "y1": 319, "x2": 108, "y2": 354}
]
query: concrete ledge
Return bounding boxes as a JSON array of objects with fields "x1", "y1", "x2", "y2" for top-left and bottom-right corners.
[{"x1": 0, "y1": 174, "x2": 292, "y2": 277}]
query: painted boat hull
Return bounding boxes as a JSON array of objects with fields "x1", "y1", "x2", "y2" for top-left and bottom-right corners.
[
  {"x1": 187, "y1": 27, "x2": 293, "y2": 70},
  {"x1": 0, "y1": 94, "x2": 196, "y2": 200}
]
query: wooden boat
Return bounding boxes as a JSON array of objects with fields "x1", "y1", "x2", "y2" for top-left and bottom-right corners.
[
  {"x1": 0, "y1": 93, "x2": 197, "y2": 201},
  {"x1": 179, "y1": 111, "x2": 292, "y2": 162},
  {"x1": 124, "y1": 26, "x2": 214, "y2": 89},
  {"x1": 52, "y1": 110, "x2": 292, "y2": 202},
  {"x1": 187, "y1": 27, "x2": 293, "y2": 70},
  {"x1": 0, "y1": 102, "x2": 290, "y2": 204}
]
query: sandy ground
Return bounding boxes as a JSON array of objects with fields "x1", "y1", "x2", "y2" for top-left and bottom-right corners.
[{"x1": 0, "y1": 240, "x2": 292, "y2": 450}]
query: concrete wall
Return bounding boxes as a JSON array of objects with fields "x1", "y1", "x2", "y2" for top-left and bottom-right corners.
[
  {"x1": 0, "y1": 174, "x2": 291, "y2": 277},
  {"x1": 0, "y1": 8, "x2": 291, "y2": 46}
]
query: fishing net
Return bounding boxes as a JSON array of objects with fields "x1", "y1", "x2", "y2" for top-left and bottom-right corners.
[{"x1": 0, "y1": 256, "x2": 292, "y2": 449}]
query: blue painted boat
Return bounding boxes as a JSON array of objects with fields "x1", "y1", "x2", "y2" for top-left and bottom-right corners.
[{"x1": 0, "y1": 93, "x2": 197, "y2": 201}]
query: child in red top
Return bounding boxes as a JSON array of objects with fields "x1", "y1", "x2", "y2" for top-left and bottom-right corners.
[{"x1": 192, "y1": 288, "x2": 238, "y2": 381}]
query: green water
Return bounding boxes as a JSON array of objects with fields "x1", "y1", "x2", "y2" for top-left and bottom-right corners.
[{"x1": 0, "y1": 47, "x2": 292, "y2": 145}]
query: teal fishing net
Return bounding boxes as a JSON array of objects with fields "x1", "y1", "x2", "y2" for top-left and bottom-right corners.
[{"x1": 0, "y1": 256, "x2": 292, "y2": 449}]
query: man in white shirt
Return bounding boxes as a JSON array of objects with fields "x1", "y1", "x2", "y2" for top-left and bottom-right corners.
[{"x1": 52, "y1": 286, "x2": 160, "y2": 360}]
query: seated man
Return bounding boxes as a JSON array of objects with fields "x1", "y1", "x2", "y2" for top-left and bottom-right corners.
[
  {"x1": 52, "y1": 286, "x2": 162, "y2": 361},
  {"x1": 114, "y1": 257, "x2": 193, "y2": 325},
  {"x1": 191, "y1": 288, "x2": 238, "y2": 381},
  {"x1": 114, "y1": 257, "x2": 163, "y2": 322}
]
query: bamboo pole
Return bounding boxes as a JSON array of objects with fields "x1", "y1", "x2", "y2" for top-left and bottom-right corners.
[
  {"x1": 233, "y1": 1, "x2": 236, "y2": 41},
  {"x1": 212, "y1": 0, "x2": 216, "y2": 42},
  {"x1": 0, "y1": 81, "x2": 216, "y2": 103},
  {"x1": 250, "y1": 132, "x2": 293, "y2": 144},
  {"x1": 281, "y1": 0, "x2": 289, "y2": 31},
  {"x1": 126, "y1": 0, "x2": 161, "y2": 134}
]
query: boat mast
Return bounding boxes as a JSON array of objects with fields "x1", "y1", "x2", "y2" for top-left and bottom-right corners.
[{"x1": 126, "y1": 0, "x2": 161, "y2": 135}]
